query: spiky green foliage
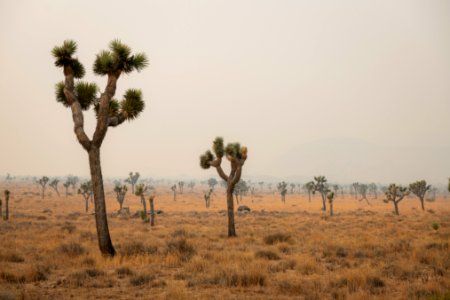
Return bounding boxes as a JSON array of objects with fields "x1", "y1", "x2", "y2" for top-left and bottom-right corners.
[
  {"x1": 79, "y1": 181, "x2": 93, "y2": 195},
  {"x1": 225, "y1": 143, "x2": 242, "y2": 159},
  {"x1": 52, "y1": 40, "x2": 85, "y2": 78},
  {"x1": 213, "y1": 137, "x2": 224, "y2": 158},
  {"x1": 55, "y1": 81, "x2": 98, "y2": 110},
  {"x1": 94, "y1": 99, "x2": 120, "y2": 117},
  {"x1": 327, "y1": 191, "x2": 335, "y2": 201},
  {"x1": 93, "y1": 40, "x2": 148, "y2": 75},
  {"x1": 135, "y1": 183, "x2": 147, "y2": 196},
  {"x1": 409, "y1": 180, "x2": 431, "y2": 199},
  {"x1": 121, "y1": 89, "x2": 144, "y2": 120},
  {"x1": 383, "y1": 183, "x2": 409, "y2": 215},
  {"x1": 200, "y1": 150, "x2": 214, "y2": 169}
]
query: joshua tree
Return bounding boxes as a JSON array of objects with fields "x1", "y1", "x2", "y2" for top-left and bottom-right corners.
[
  {"x1": 37, "y1": 176, "x2": 49, "y2": 199},
  {"x1": 304, "y1": 181, "x2": 315, "y2": 202},
  {"x1": 409, "y1": 180, "x2": 431, "y2": 211},
  {"x1": 313, "y1": 176, "x2": 329, "y2": 211},
  {"x1": 327, "y1": 191, "x2": 335, "y2": 216},
  {"x1": 170, "y1": 185, "x2": 177, "y2": 201},
  {"x1": 52, "y1": 40, "x2": 148, "y2": 256},
  {"x1": 178, "y1": 181, "x2": 185, "y2": 194},
  {"x1": 383, "y1": 184, "x2": 409, "y2": 215},
  {"x1": 204, "y1": 188, "x2": 213, "y2": 208},
  {"x1": 3, "y1": 190, "x2": 10, "y2": 220},
  {"x1": 289, "y1": 183, "x2": 296, "y2": 194},
  {"x1": 258, "y1": 181, "x2": 264, "y2": 192},
  {"x1": 125, "y1": 172, "x2": 140, "y2": 194},
  {"x1": 207, "y1": 178, "x2": 218, "y2": 190},
  {"x1": 135, "y1": 183, "x2": 150, "y2": 218},
  {"x1": 188, "y1": 181, "x2": 195, "y2": 191},
  {"x1": 200, "y1": 137, "x2": 248, "y2": 237},
  {"x1": 234, "y1": 180, "x2": 249, "y2": 204},
  {"x1": 358, "y1": 183, "x2": 370, "y2": 205},
  {"x1": 114, "y1": 183, "x2": 128, "y2": 211},
  {"x1": 277, "y1": 181, "x2": 288, "y2": 203},
  {"x1": 78, "y1": 181, "x2": 93, "y2": 213},
  {"x1": 332, "y1": 184, "x2": 340, "y2": 199},
  {"x1": 352, "y1": 182, "x2": 360, "y2": 199},
  {"x1": 149, "y1": 195, "x2": 156, "y2": 226},
  {"x1": 368, "y1": 183, "x2": 378, "y2": 199},
  {"x1": 49, "y1": 179, "x2": 60, "y2": 197},
  {"x1": 63, "y1": 180, "x2": 71, "y2": 197}
]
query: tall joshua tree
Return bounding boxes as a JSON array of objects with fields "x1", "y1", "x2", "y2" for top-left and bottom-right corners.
[
  {"x1": 37, "y1": 176, "x2": 49, "y2": 199},
  {"x1": 114, "y1": 183, "x2": 128, "y2": 211},
  {"x1": 409, "y1": 180, "x2": 431, "y2": 211},
  {"x1": 383, "y1": 184, "x2": 409, "y2": 215},
  {"x1": 52, "y1": 40, "x2": 148, "y2": 256},
  {"x1": 277, "y1": 181, "x2": 288, "y2": 203},
  {"x1": 79, "y1": 181, "x2": 93, "y2": 213},
  {"x1": 313, "y1": 176, "x2": 329, "y2": 211},
  {"x1": 125, "y1": 172, "x2": 140, "y2": 194},
  {"x1": 49, "y1": 179, "x2": 60, "y2": 197},
  {"x1": 200, "y1": 137, "x2": 248, "y2": 237}
]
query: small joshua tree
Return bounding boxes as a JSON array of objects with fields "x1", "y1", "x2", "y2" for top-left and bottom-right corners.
[
  {"x1": 78, "y1": 181, "x2": 93, "y2": 213},
  {"x1": 368, "y1": 183, "x2": 378, "y2": 199},
  {"x1": 358, "y1": 183, "x2": 370, "y2": 205},
  {"x1": 234, "y1": 180, "x2": 249, "y2": 204},
  {"x1": 49, "y1": 178, "x2": 60, "y2": 197},
  {"x1": 327, "y1": 191, "x2": 335, "y2": 217},
  {"x1": 52, "y1": 39, "x2": 148, "y2": 256},
  {"x1": 63, "y1": 180, "x2": 71, "y2": 197},
  {"x1": 409, "y1": 180, "x2": 431, "y2": 211},
  {"x1": 277, "y1": 181, "x2": 288, "y2": 203},
  {"x1": 200, "y1": 137, "x2": 248, "y2": 237},
  {"x1": 332, "y1": 184, "x2": 340, "y2": 199},
  {"x1": 313, "y1": 176, "x2": 329, "y2": 211},
  {"x1": 114, "y1": 183, "x2": 128, "y2": 211},
  {"x1": 125, "y1": 172, "x2": 140, "y2": 194},
  {"x1": 204, "y1": 188, "x2": 213, "y2": 208},
  {"x1": 37, "y1": 176, "x2": 49, "y2": 199},
  {"x1": 135, "y1": 183, "x2": 150, "y2": 219},
  {"x1": 383, "y1": 184, "x2": 409, "y2": 215},
  {"x1": 188, "y1": 181, "x2": 195, "y2": 191},
  {"x1": 207, "y1": 178, "x2": 218, "y2": 190},
  {"x1": 290, "y1": 183, "x2": 296, "y2": 194},
  {"x1": 178, "y1": 181, "x2": 185, "y2": 194},
  {"x1": 304, "y1": 181, "x2": 315, "y2": 202},
  {"x1": 352, "y1": 182, "x2": 360, "y2": 199},
  {"x1": 170, "y1": 184, "x2": 177, "y2": 201},
  {"x1": 3, "y1": 190, "x2": 10, "y2": 220},
  {"x1": 149, "y1": 194, "x2": 156, "y2": 226}
]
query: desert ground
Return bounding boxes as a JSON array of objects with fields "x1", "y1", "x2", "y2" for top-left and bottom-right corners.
[{"x1": 0, "y1": 181, "x2": 449, "y2": 300}]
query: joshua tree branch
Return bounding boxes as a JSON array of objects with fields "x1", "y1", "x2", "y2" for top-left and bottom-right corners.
[
  {"x1": 209, "y1": 158, "x2": 229, "y2": 182},
  {"x1": 108, "y1": 113, "x2": 126, "y2": 127}
]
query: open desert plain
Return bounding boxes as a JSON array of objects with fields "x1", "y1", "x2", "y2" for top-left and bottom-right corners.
[{"x1": 0, "y1": 181, "x2": 449, "y2": 299}]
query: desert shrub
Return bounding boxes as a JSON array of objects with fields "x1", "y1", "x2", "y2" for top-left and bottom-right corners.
[
  {"x1": 116, "y1": 267, "x2": 134, "y2": 277},
  {"x1": 82, "y1": 257, "x2": 96, "y2": 266},
  {"x1": 336, "y1": 247, "x2": 348, "y2": 258},
  {"x1": 0, "y1": 272, "x2": 26, "y2": 283},
  {"x1": 268, "y1": 259, "x2": 297, "y2": 273},
  {"x1": 255, "y1": 249, "x2": 280, "y2": 260},
  {"x1": 171, "y1": 228, "x2": 188, "y2": 238},
  {"x1": 118, "y1": 242, "x2": 157, "y2": 257},
  {"x1": 130, "y1": 274, "x2": 155, "y2": 286},
  {"x1": 425, "y1": 242, "x2": 448, "y2": 250},
  {"x1": 165, "y1": 237, "x2": 196, "y2": 262},
  {"x1": 0, "y1": 253, "x2": 24, "y2": 263},
  {"x1": 84, "y1": 268, "x2": 105, "y2": 277},
  {"x1": 264, "y1": 232, "x2": 291, "y2": 245},
  {"x1": 366, "y1": 276, "x2": 385, "y2": 294},
  {"x1": 57, "y1": 242, "x2": 86, "y2": 257},
  {"x1": 432, "y1": 223, "x2": 440, "y2": 231},
  {"x1": 61, "y1": 222, "x2": 76, "y2": 233},
  {"x1": 27, "y1": 265, "x2": 51, "y2": 282}
]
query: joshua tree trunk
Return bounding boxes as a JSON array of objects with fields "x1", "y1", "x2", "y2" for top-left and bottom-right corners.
[
  {"x1": 394, "y1": 201, "x2": 399, "y2": 215},
  {"x1": 149, "y1": 197, "x2": 155, "y2": 226},
  {"x1": 85, "y1": 197, "x2": 89, "y2": 213},
  {"x1": 65, "y1": 186, "x2": 69, "y2": 197},
  {"x1": 321, "y1": 193, "x2": 326, "y2": 211},
  {"x1": 140, "y1": 195, "x2": 147, "y2": 216},
  {"x1": 308, "y1": 192, "x2": 311, "y2": 202},
  {"x1": 420, "y1": 197, "x2": 425, "y2": 211},
  {"x1": 227, "y1": 186, "x2": 236, "y2": 237},
  {"x1": 329, "y1": 201, "x2": 333, "y2": 216},
  {"x1": 88, "y1": 147, "x2": 115, "y2": 256},
  {"x1": 235, "y1": 194, "x2": 239, "y2": 204},
  {"x1": 4, "y1": 192, "x2": 9, "y2": 221}
]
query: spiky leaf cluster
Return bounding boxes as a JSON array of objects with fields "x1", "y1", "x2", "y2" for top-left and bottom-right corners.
[
  {"x1": 121, "y1": 89, "x2": 144, "y2": 120},
  {"x1": 313, "y1": 176, "x2": 328, "y2": 193},
  {"x1": 213, "y1": 137, "x2": 224, "y2": 158},
  {"x1": 327, "y1": 191, "x2": 335, "y2": 201},
  {"x1": 38, "y1": 176, "x2": 49, "y2": 187},
  {"x1": 277, "y1": 181, "x2": 288, "y2": 196},
  {"x1": 94, "y1": 99, "x2": 120, "y2": 117},
  {"x1": 55, "y1": 81, "x2": 98, "y2": 110},
  {"x1": 93, "y1": 39, "x2": 148, "y2": 75},
  {"x1": 409, "y1": 180, "x2": 430, "y2": 199},
  {"x1": 52, "y1": 40, "x2": 85, "y2": 78},
  {"x1": 384, "y1": 184, "x2": 409, "y2": 203},
  {"x1": 225, "y1": 143, "x2": 242, "y2": 159},
  {"x1": 49, "y1": 179, "x2": 59, "y2": 189},
  {"x1": 78, "y1": 181, "x2": 92, "y2": 194},
  {"x1": 200, "y1": 150, "x2": 214, "y2": 169},
  {"x1": 135, "y1": 183, "x2": 148, "y2": 196}
]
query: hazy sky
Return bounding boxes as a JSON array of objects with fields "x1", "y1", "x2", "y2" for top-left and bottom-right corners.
[{"x1": 1, "y1": 0, "x2": 449, "y2": 184}]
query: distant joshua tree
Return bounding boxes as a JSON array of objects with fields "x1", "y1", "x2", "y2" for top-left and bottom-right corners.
[
  {"x1": 207, "y1": 178, "x2": 218, "y2": 190},
  {"x1": 409, "y1": 180, "x2": 431, "y2": 211},
  {"x1": 383, "y1": 184, "x2": 409, "y2": 215},
  {"x1": 358, "y1": 184, "x2": 370, "y2": 205},
  {"x1": 258, "y1": 181, "x2": 264, "y2": 192},
  {"x1": 204, "y1": 188, "x2": 213, "y2": 208},
  {"x1": 200, "y1": 137, "x2": 248, "y2": 237},
  {"x1": 170, "y1": 185, "x2": 177, "y2": 201},
  {"x1": 289, "y1": 183, "x2": 296, "y2": 194},
  {"x1": 352, "y1": 182, "x2": 360, "y2": 199},
  {"x1": 277, "y1": 181, "x2": 288, "y2": 203},
  {"x1": 114, "y1": 183, "x2": 128, "y2": 211},
  {"x1": 178, "y1": 181, "x2": 185, "y2": 194},
  {"x1": 327, "y1": 191, "x2": 335, "y2": 217},
  {"x1": 368, "y1": 183, "x2": 378, "y2": 199},
  {"x1": 188, "y1": 181, "x2": 195, "y2": 191},
  {"x1": 63, "y1": 180, "x2": 71, "y2": 197},
  {"x1": 332, "y1": 184, "x2": 340, "y2": 199},
  {"x1": 37, "y1": 176, "x2": 49, "y2": 199},
  {"x1": 49, "y1": 178, "x2": 60, "y2": 197},
  {"x1": 304, "y1": 181, "x2": 315, "y2": 202},
  {"x1": 125, "y1": 172, "x2": 140, "y2": 194},
  {"x1": 234, "y1": 180, "x2": 249, "y2": 204},
  {"x1": 135, "y1": 183, "x2": 152, "y2": 218},
  {"x1": 313, "y1": 176, "x2": 329, "y2": 211},
  {"x1": 78, "y1": 181, "x2": 93, "y2": 213}
]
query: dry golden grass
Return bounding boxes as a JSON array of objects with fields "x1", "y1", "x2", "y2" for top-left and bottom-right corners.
[{"x1": 0, "y1": 181, "x2": 449, "y2": 299}]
